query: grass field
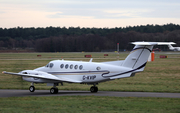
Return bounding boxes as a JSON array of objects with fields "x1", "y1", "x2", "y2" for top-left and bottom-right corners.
[
  {"x1": 0, "y1": 52, "x2": 180, "y2": 113},
  {"x1": 0, "y1": 96, "x2": 180, "y2": 113},
  {"x1": 0, "y1": 52, "x2": 180, "y2": 93}
]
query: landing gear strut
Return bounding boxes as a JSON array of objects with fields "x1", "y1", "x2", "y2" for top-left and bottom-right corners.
[
  {"x1": 90, "y1": 84, "x2": 98, "y2": 93},
  {"x1": 29, "y1": 83, "x2": 35, "y2": 92},
  {"x1": 50, "y1": 83, "x2": 59, "y2": 94}
]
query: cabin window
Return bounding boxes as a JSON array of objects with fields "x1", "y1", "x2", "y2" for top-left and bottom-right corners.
[
  {"x1": 74, "y1": 65, "x2": 78, "y2": 69},
  {"x1": 79, "y1": 65, "x2": 83, "y2": 70},
  {"x1": 49, "y1": 63, "x2": 54, "y2": 68},
  {"x1": 65, "y1": 64, "x2": 69, "y2": 69},
  {"x1": 70, "y1": 64, "x2": 73, "y2": 69},
  {"x1": 60, "y1": 64, "x2": 64, "y2": 68},
  {"x1": 96, "y1": 66, "x2": 101, "y2": 70}
]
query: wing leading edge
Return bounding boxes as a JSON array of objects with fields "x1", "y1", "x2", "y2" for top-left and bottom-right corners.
[{"x1": 2, "y1": 71, "x2": 82, "y2": 83}]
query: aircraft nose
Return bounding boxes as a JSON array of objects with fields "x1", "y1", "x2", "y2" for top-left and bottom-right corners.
[{"x1": 34, "y1": 66, "x2": 45, "y2": 71}]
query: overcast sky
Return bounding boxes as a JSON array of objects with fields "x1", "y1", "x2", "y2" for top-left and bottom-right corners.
[{"x1": 1, "y1": 0, "x2": 180, "y2": 28}]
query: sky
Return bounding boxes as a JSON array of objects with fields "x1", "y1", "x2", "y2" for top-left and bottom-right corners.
[{"x1": 0, "y1": 0, "x2": 180, "y2": 28}]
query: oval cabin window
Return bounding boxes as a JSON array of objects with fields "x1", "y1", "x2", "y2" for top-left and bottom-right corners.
[
  {"x1": 74, "y1": 65, "x2": 78, "y2": 69},
  {"x1": 79, "y1": 65, "x2": 83, "y2": 70},
  {"x1": 70, "y1": 64, "x2": 73, "y2": 69},
  {"x1": 60, "y1": 64, "x2": 64, "y2": 68},
  {"x1": 65, "y1": 64, "x2": 69, "y2": 69}
]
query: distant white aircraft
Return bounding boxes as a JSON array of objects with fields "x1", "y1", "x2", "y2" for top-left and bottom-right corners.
[
  {"x1": 2, "y1": 42, "x2": 174, "y2": 94},
  {"x1": 168, "y1": 44, "x2": 180, "y2": 51}
]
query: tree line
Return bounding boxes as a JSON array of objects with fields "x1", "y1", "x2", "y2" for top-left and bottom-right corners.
[{"x1": 0, "y1": 23, "x2": 180, "y2": 52}]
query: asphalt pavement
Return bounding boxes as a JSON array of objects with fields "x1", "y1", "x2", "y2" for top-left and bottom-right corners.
[{"x1": 0, "y1": 89, "x2": 180, "y2": 98}]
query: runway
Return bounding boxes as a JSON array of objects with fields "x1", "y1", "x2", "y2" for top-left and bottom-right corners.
[{"x1": 0, "y1": 89, "x2": 180, "y2": 98}]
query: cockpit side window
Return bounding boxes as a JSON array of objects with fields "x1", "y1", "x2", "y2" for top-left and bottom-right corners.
[{"x1": 49, "y1": 63, "x2": 54, "y2": 68}]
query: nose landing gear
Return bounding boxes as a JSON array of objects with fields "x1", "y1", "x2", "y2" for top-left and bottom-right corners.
[
  {"x1": 29, "y1": 83, "x2": 35, "y2": 92},
  {"x1": 50, "y1": 83, "x2": 59, "y2": 94},
  {"x1": 29, "y1": 86, "x2": 35, "y2": 92},
  {"x1": 50, "y1": 87, "x2": 58, "y2": 94}
]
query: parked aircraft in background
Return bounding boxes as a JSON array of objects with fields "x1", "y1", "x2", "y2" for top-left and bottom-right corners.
[
  {"x1": 2, "y1": 42, "x2": 175, "y2": 94},
  {"x1": 168, "y1": 44, "x2": 180, "y2": 51}
]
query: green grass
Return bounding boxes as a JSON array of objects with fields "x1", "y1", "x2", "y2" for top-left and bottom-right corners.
[
  {"x1": 0, "y1": 52, "x2": 180, "y2": 113},
  {"x1": 0, "y1": 96, "x2": 180, "y2": 113}
]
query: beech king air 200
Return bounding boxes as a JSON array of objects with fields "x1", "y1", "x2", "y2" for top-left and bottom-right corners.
[{"x1": 2, "y1": 42, "x2": 175, "y2": 94}]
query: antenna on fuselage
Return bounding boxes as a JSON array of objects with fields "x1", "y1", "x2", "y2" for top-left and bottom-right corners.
[{"x1": 89, "y1": 58, "x2": 93, "y2": 62}]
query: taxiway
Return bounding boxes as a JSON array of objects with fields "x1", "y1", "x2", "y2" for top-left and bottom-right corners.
[{"x1": 0, "y1": 89, "x2": 180, "y2": 98}]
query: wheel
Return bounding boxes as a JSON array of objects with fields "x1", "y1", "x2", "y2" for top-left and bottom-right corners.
[
  {"x1": 55, "y1": 87, "x2": 58, "y2": 94},
  {"x1": 50, "y1": 87, "x2": 58, "y2": 94},
  {"x1": 90, "y1": 86, "x2": 98, "y2": 93},
  {"x1": 29, "y1": 86, "x2": 35, "y2": 92},
  {"x1": 95, "y1": 87, "x2": 98, "y2": 92},
  {"x1": 50, "y1": 88, "x2": 55, "y2": 94}
]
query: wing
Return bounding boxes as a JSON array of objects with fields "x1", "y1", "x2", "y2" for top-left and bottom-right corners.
[{"x1": 2, "y1": 71, "x2": 82, "y2": 83}]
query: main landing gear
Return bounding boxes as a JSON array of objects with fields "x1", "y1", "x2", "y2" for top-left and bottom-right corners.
[
  {"x1": 90, "y1": 84, "x2": 98, "y2": 93},
  {"x1": 50, "y1": 83, "x2": 59, "y2": 94},
  {"x1": 50, "y1": 87, "x2": 58, "y2": 94},
  {"x1": 29, "y1": 83, "x2": 59, "y2": 94}
]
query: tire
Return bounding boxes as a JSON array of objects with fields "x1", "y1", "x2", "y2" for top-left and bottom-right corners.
[
  {"x1": 95, "y1": 87, "x2": 98, "y2": 92},
  {"x1": 90, "y1": 86, "x2": 98, "y2": 93},
  {"x1": 54, "y1": 87, "x2": 58, "y2": 94},
  {"x1": 50, "y1": 87, "x2": 58, "y2": 94},
  {"x1": 29, "y1": 86, "x2": 35, "y2": 92},
  {"x1": 50, "y1": 88, "x2": 55, "y2": 94},
  {"x1": 90, "y1": 87, "x2": 95, "y2": 92}
]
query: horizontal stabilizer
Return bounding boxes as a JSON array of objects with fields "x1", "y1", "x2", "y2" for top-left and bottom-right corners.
[
  {"x1": 123, "y1": 41, "x2": 175, "y2": 70},
  {"x1": 132, "y1": 42, "x2": 176, "y2": 45}
]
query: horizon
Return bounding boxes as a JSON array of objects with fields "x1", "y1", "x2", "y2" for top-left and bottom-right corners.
[
  {"x1": 0, "y1": 23, "x2": 178, "y2": 29},
  {"x1": 1, "y1": 0, "x2": 180, "y2": 28}
]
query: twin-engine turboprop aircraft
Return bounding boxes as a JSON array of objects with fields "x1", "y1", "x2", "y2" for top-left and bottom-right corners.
[{"x1": 2, "y1": 42, "x2": 175, "y2": 94}]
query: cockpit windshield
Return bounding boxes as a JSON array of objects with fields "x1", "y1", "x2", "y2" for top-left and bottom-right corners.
[
  {"x1": 45, "y1": 63, "x2": 49, "y2": 67},
  {"x1": 49, "y1": 63, "x2": 54, "y2": 68},
  {"x1": 45, "y1": 63, "x2": 54, "y2": 68}
]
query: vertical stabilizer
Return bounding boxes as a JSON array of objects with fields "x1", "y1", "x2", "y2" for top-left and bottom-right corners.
[
  {"x1": 122, "y1": 44, "x2": 153, "y2": 71},
  {"x1": 168, "y1": 44, "x2": 174, "y2": 50},
  {"x1": 122, "y1": 42, "x2": 175, "y2": 72}
]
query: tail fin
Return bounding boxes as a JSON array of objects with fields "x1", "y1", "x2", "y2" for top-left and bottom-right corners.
[
  {"x1": 122, "y1": 42, "x2": 175, "y2": 71},
  {"x1": 168, "y1": 44, "x2": 174, "y2": 50}
]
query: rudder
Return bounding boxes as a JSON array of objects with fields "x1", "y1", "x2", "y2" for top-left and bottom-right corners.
[{"x1": 122, "y1": 44, "x2": 153, "y2": 71}]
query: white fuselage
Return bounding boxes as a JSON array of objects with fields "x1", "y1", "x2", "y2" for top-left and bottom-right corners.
[
  {"x1": 168, "y1": 44, "x2": 180, "y2": 51},
  {"x1": 22, "y1": 60, "x2": 134, "y2": 84},
  {"x1": 170, "y1": 47, "x2": 180, "y2": 51}
]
